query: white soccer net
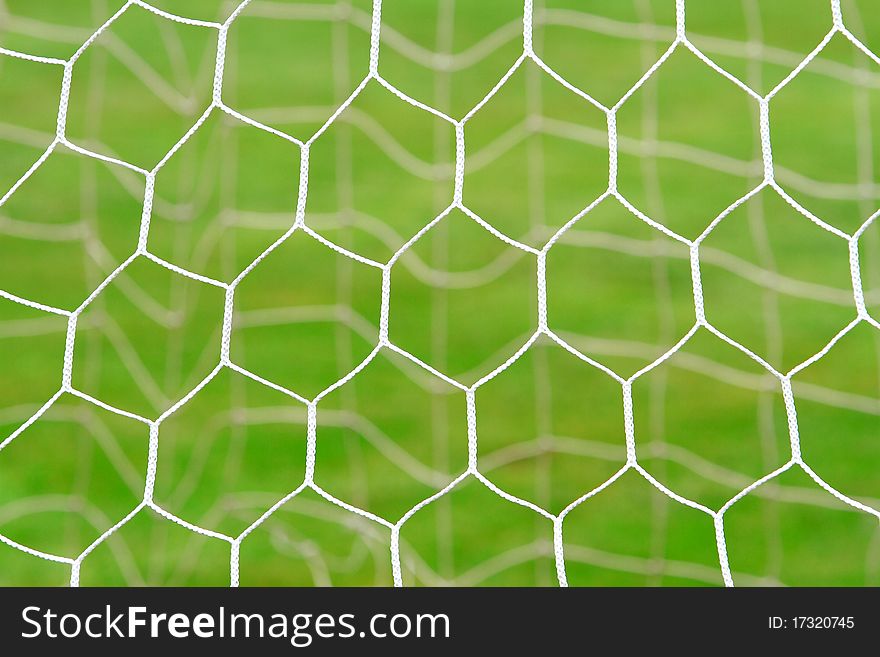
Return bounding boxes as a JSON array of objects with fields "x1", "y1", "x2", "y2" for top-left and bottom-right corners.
[{"x1": 0, "y1": 0, "x2": 879, "y2": 587}]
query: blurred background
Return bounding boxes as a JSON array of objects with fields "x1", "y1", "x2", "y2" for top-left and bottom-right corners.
[{"x1": 0, "y1": 0, "x2": 879, "y2": 586}]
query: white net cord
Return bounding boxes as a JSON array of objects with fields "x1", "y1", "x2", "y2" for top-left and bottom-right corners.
[{"x1": 0, "y1": 0, "x2": 878, "y2": 587}]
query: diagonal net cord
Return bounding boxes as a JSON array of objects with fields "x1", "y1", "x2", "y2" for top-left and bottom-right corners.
[{"x1": 0, "y1": 0, "x2": 878, "y2": 587}]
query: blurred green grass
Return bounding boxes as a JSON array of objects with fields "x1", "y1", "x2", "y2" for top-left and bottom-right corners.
[{"x1": 0, "y1": 0, "x2": 879, "y2": 586}]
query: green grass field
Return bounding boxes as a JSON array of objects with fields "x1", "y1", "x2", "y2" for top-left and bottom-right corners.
[{"x1": 1, "y1": 0, "x2": 879, "y2": 586}]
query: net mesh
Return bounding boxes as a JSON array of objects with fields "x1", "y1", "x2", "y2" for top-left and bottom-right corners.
[{"x1": 0, "y1": 0, "x2": 879, "y2": 586}]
